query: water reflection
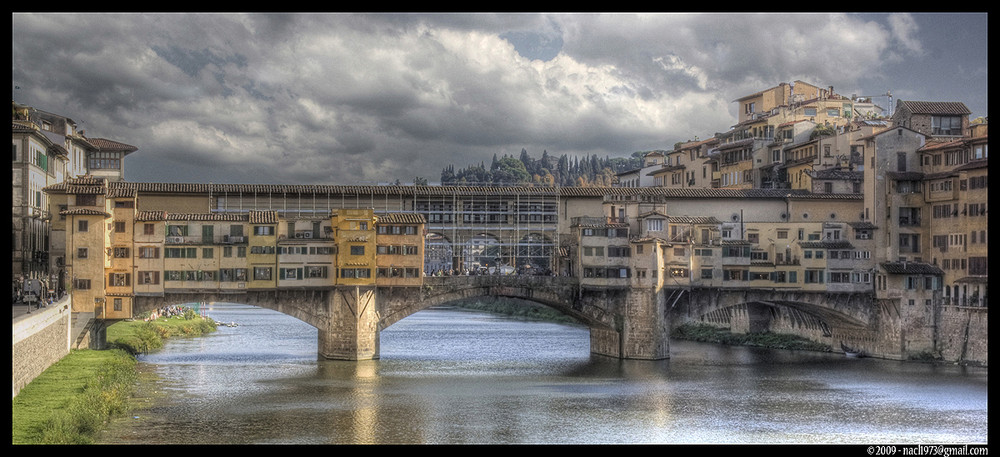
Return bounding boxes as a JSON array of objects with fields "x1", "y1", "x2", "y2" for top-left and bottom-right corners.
[{"x1": 104, "y1": 303, "x2": 987, "y2": 445}]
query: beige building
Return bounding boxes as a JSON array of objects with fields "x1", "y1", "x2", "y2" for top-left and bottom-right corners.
[
  {"x1": 12, "y1": 101, "x2": 136, "y2": 288},
  {"x1": 649, "y1": 138, "x2": 717, "y2": 189},
  {"x1": 917, "y1": 121, "x2": 988, "y2": 307},
  {"x1": 375, "y1": 213, "x2": 427, "y2": 287},
  {"x1": 861, "y1": 101, "x2": 987, "y2": 324},
  {"x1": 278, "y1": 217, "x2": 336, "y2": 289}
]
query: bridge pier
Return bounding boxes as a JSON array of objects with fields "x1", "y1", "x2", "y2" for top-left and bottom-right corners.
[
  {"x1": 619, "y1": 287, "x2": 670, "y2": 359},
  {"x1": 580, "y1": 287, "x2": 670, "y2": 360},
  {"x1": 317, "y1": 286, "x2": 380, "y2": 360}
]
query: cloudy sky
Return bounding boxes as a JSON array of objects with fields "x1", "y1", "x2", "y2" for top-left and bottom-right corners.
[{"x1": 12, "y1": 12, "x2": 988, "y2": 185}]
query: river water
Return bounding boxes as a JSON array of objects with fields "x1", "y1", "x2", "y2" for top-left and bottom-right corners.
[{"x1": 101, "y1": 303, "x2": 987, "y2": 445}]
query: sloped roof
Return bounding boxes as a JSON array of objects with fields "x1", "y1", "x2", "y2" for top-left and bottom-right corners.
[
  {"x1": 377, "y1": 213, "x2": 427, "y2": 225},
  {"x1": 896, "y1": 101, "x2": 971, "y2": 116},
  {"x1": 799, "y1": 240, "x2": 855, "y2": 249},
  {"x1": 880, "y1": 261, "x2": 944, "y2": 275},
  {"x1": 248, "y1": 210, "x2": 278, "y2": 224},
  {"x1": 952, "y1": 158, "x2": 988, "y2": 172},
  {"x1": 88, "y1": 138, "x2": 138, "y2": 154},
  {"x1": 667, "y1": 215, "x2": 721, "y2": 225},
  {"x1": 59, "y1": 208, "x2": 109, "y2": 217},
  {"x1": 135, "y1": 211, "x2": 167, "y2": 221},
  {"x1": 165, "y1": 213, "x2": 248, "y2": 222}
]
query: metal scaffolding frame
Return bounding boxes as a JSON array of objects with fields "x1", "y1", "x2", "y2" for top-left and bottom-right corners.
[
  {"x1": 208, "y1": 184, "x2": 561, "y2": 275},
  {"x1": 413, "y1": 186, "x2": 560, "y2": 274}
]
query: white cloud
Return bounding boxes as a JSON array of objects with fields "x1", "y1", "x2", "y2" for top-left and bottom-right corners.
[
  {"x1": 11, "y1": 12, "x2": 985, "y2": 185},
  {"x1": 887, "y1": 13, "x2": 925, "y2": 57}
]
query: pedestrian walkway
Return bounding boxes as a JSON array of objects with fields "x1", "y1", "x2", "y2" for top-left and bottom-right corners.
[
  {"x1": 12, "y1": 302, "x2": 42, "y2": 321},
  {"x1": 13, "y1": 298, "x2": 94, "y2": 350}
]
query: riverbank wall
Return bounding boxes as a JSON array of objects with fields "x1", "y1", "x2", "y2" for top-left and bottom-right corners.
[
  {"x1": 937, "y1": 304, "x2": 988, "y2": 366},
  {"x1": 12, "y1": 296, "x2": 72, "y2": 397}
]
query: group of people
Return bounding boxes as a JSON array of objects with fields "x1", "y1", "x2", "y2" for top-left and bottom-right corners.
[
  {"x1": 12, "y1": 276, "x2": 61, "y2": 308},
  {"x1": 145, "y1": 305, "x2": 189, "y2": 321}
]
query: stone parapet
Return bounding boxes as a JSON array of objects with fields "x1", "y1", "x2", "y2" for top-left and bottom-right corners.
[{"x1": 12, "y1": 297, "x2": 72, "y2": 397}]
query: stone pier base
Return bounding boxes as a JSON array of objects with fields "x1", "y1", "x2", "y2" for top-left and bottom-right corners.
[{"x1": 318, "y1": 286, "x2": 380, "y2": 360}]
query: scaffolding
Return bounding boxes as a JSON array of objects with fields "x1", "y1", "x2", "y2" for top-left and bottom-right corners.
[
  {"x1": 207, "y1": 183, "x2": 561, "y2": 275},
  {"x1": 413, "y1": 186, "x2": 560, "y2": 274}
]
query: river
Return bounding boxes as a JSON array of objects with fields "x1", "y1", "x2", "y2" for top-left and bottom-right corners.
[{"x1": 100, "y1": 303, "x2": 988, "y2": 445}]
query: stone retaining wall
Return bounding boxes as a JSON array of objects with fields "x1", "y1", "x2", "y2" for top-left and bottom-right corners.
[
  {"x1": 937, "y1": 305, "x2": 988, "y2": 366},
  {"x1": 12, "y1": 297, "x2": 72, "y2": 397}
]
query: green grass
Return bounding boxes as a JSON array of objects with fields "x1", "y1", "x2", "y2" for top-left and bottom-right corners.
[
  {"x1": 12, "y1": 349, "x2": 137, "y2": 444},
  {"x1": 13, "y1": 312, "x2": 218, "y2": 444},
  {"x1": 107, "y1": 310, "x2": 217, "y2": 354}
]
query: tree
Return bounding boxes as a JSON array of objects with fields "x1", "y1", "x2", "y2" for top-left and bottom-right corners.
[{"x1": 492, "y1": 156, "x2": 531, "y2": 184}]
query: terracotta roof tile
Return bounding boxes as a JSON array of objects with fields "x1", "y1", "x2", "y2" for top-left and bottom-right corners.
[
  {"x1": 59, "y1": 208, "x2": 110, "y2": 217},
  {"x1": 66, "y1": 185, "x2": 106, "y2": 195},
  {"x1": 165, "y1": 213, "x2": 249, "y2": 222},
  {"x1": 880, "y1": 261, "x2": 944, "y2": 275},
  {"x1": 248, "y1": 210, "x2": 278, "y2": 224},
  {"x1": 376, "y1": 213, "x2": 427, "y2": 224},
  {"x1": 106, "y1": 188, "x2": 137, "y2": 198},
  {"x1": 135, "y1": 211, "x2": 167, "y2": 221},
  {"x1": 896, "y1": 101, "x2": 971, "y2": 116},
  {"x1": 667, "y1": 215, "x2": 721, "y2": 225},
  {"x1": 88, "y1": 138, "x2": 138, "y2": 153},
  {"x1": 799, "y1": 240, "x2": 855, "y2": 249}
]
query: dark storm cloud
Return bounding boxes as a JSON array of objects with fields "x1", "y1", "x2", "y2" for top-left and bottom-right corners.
[{"x1": 11, "y1": 12, "x2": 987, "y2": 185}]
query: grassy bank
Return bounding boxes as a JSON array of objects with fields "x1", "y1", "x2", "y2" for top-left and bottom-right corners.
[
  {"x1": 107, "y1": 308, "x2": 218, "y2": 355},
  {"x1": 672, "y1": 322, "x2": 832, "y2": 352},
  {"x1": 12, "y1": 311, "x2": 217, "y2": 444},
  {"x1": 12, "y1": 349, "x2": 137, "y2": 444}
]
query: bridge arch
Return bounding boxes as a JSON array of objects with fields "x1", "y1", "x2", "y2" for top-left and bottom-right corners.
[
  {"x1": 669, "y1": 287, "x2": 877, "y2": 350},
  {"x1": 133, "y1": 290, "x2": 339, "y2": 333},
  {"x1": 377, "y1": 276, "x2": 613, "y2": 332}
]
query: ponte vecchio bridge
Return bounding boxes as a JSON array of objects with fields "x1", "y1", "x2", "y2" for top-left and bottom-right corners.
[{"x1": 46, "y1": 180, "x2": 894, "y2": 360}]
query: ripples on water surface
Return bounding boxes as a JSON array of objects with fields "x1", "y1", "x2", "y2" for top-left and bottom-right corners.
[{"x1": 104, "y1": 303, "x2": 988, "y2": 445}]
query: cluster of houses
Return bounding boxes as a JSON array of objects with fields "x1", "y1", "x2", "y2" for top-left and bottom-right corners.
[{"x1": 602, "y1": 81, "x2": 987, "y2": 311}]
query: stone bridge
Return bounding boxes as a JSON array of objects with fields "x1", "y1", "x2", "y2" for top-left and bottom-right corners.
[
  {"x1": 133, "y1": 277, "x2": 880, "y2": 361},
  {"x1": 666, "y1": 287, "x2": 880, "y2": 354},
  {"x1": 133, "y1": 275, "x2": 668, "y2": 361}
]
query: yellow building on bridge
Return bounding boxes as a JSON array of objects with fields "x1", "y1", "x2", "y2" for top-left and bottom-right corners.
[{"x1": 47, "y1": 179, "x2": 426, "y2": 317}]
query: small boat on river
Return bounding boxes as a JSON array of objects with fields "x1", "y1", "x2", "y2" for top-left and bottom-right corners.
[{"x1": 840, "y1": 342, "x2": 865, "y2": 358}]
